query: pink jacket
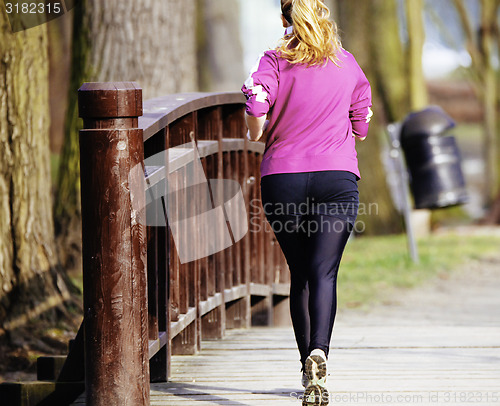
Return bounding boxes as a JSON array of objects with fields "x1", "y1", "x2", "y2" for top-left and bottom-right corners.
[{"x1": 242, "y1": 48, "x2": 372, "y2": 178}]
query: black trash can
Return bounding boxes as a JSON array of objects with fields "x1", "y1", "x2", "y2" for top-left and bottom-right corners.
[{"x1": 400, "y1": 106, "x2": 468, "y2": 209}]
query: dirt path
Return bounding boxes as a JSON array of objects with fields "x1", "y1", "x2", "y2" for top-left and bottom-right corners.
[{"x1": 337, "y1": 250, "x2": 500, "y2": 328}]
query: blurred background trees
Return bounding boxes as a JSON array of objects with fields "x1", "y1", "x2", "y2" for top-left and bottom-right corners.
[
  {"x1": 0, "y1": 11, "x2": 73, "y2": 331},
  {"x1": 1, "y1": 0, "x2": 500, "y2": 336},
  {"x1": 337, "y1": 0, "x2": 411, "y2": 235},
  {"x1": 197, "y1": 0, "x2": 244, "y2": 91},
  {"x1": 449, "y1": 0, "x2": 500, "y2": 211}
]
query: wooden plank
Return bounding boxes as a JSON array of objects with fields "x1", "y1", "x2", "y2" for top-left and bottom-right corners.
[
  {"x1": 214, "y1": 107, "x2": 227, "y2": 340},
  {"x1": 205, "y1": 154, "x2": 217, "y2": 298},
  {"x1": 171, "y1": 150, "x2": 196, "y2": 353},
  {"x1": 149, "y1": 183, "x2": 170, "y2": 380},
  {"x1": 163, "y1": 126, "x2": 172, "y2": 381},
  {"x1": 223, "y1": 151, "x2": 234, "y2": 291},
  {"x1": 4, "y1": 382, "x2": 85, "y2": 406},
  {"x1": 223, "y1": 285, "x2": 248, "y2": 303},
  {"x1": 144, "y1": 126, "x2": 165, "y2": 356},
  {"x1": 221, "y1": 104, "x2": 245, "y2": 139},
  {"x1": 201, "y1": 306, "x2": 224, "y2": 340},
  {"x1": 279, "y1": 248, "x2": 289, "y2": 284},
  {"x1": 272, "y1": 283, "x2": 290, "y2": 297},
  {"x1": 182, "y1": 112, "x2": 200, "y2": 353},
  {"x1": 263, "y1": 204, "x2": 274, "y2": 287},
  {"x1": 147, "y1": 225, "x2": 159, "y2": 341},
  {"x1": 144, "y1": 140, "x2": 259, "y2": 189},
  {"x1": 220, "y1": 105, "x2": 245, "y2": 332},
  {"x1": 256, "y1": 173, "x2": 265, "y2": 287},
  {"x1": 171, "y1": 323, "x2": 198, "y2": 356},
  {"x1": 241, "y1": 141, "x2": 252, "y2": 329},
  {"x1": 215, "y1": 107, "x2": 225, "y2": 295},
  {"x1": 221, "y1": 138, "x2": 245, "y2": 152},
  {"x1": 178, "y1": 166, "x2": 189, "y2": 315},
  {"x1": 249, "y1": 283, "x2": 271, "y2": 297},
  {"x1": 169, "y1": 231, "x2": 180, "y2": 323},
  {"x1": 139, "y1": 93, "x2": 245, "y2": 141},
  {"x1": 148, "y1": 332, "x2": 168, "y2": 360},
  {"x1": 199, "y1": 155, "x2": 209, "y2": 303},
  {"x1": 272, "y1": 296, "x2": 292, "y2": 327},
  {"x1": 248, "y1": 153, "x2": 259, "y2": 286},
  {"x1": 168, "y1": 114, "x2": 194, "y2": 319},
  {"x1": 247, "y1": 141, "x2": 265, "y2": 154},
  {"x1": 198, "y1": 148, "x2": 225, "y2": 339},
  {"x1": 168, "y1": 122, "x2": 181, "y2": 325},
  {"x1": 231, "y1": 151, "x2": 241, "y2": 287},
  {"x1": 199, "y1": 293, "x2": 223, "y2": 317},
  {"x1": 170, "y1": 307, "x2": 197, "y2": 339}
]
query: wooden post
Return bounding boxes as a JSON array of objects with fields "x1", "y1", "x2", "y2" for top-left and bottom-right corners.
[{"x1": 78, "y1": 82, "x2": 150, "y2": 406}]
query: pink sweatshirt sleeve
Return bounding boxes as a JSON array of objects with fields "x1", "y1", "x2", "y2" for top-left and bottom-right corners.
[
  {"x1": 241, "y1": 51, "x2": 279, "y2": 117},
  {"x1": 349, "y1": 67, "x2": 372, "y2": 139}
]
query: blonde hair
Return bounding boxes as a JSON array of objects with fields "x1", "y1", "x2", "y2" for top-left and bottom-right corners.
[{"x1": 277, "y1": 0, "x2": 342, "y2": 66}]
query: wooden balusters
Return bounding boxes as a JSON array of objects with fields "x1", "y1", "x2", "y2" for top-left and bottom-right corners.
[
  {"x1": 76, "y1": 85, "x2": 291, "y2": 405},
  {"x1": 144, "y1": 127, "x2": 170, "y2": 382},
  {"x1": 197, "y1": 106, "x2": 226, "y2": 339},
  {"x1": 168, "y1": 113, "x2": 201, "y2": 355}
]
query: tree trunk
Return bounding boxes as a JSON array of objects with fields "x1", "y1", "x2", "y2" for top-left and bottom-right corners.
[
  {"x1": 197, "y1": 0, "x2": 244, "y2": 91},
  {"x1": 479, "y1": 0, "x2": 499, "y2": 203},
  {"x1": 55, "y1": 0, "x2": 198, "y2": 271},
  {"x1": 367, "y1": 0, "x2": 409, "y2": 123},
  {"x1": 48, "y1": 11, "x2": 72, "y2": 155},
  {"x1": 0, "y1": 12, "x2": 71, "y2": 331},
  {"x1": 338, "y1": 0, "x2": 405, "y2": 234},
  {"x1": 452, "y1": 0, "x2": 500, "y2": 208},
  {"x1": 406, "y1": 0, "x2": 428, "y2": 110}
]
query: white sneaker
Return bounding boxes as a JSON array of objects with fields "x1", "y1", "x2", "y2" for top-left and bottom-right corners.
[
  {"x1": 303, "y1": 385, "x2": 328, "y2": 406},
  {"x1": 302, "y1": 349, "x2": 328, "y2": 405}
]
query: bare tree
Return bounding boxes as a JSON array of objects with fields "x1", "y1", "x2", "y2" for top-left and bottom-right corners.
[
  {"x1": 0, "y1": 11, "x2": 72, "y2": 332},
  {"x1": 451, "y1": 0, "x2": 500, "y2": 204}
]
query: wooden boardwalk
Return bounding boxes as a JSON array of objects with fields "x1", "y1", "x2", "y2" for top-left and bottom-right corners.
[
  {"x1": 153, "y1": 325, "x2": 500, "y2": 406},
  {"x1": 71, "y1": 324, "x2": 500, "y2": 405},
  {"x1": 72, "y1": 257, "x2": 500, "y2": 406}
]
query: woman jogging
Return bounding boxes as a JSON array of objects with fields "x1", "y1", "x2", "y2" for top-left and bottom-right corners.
[{"x1": 241, "y1": 0, "x2": 372, "y2": 405}]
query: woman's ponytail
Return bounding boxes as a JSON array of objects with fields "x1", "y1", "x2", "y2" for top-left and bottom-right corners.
[{"x1": 278, "y1": 0, "x2": 341, "y2": 66}]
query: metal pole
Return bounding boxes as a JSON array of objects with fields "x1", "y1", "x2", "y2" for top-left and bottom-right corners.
[{"x1": 387, "y1": 123, "x2": 419, "y2": 264}]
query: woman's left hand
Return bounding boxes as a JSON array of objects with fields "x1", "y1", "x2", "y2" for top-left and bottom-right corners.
[{"x1": 245, "y1": 114, "x2": 268, "y2": 141}]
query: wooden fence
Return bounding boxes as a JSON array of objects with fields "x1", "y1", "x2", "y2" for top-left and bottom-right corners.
[{"x1": 77, "y1": 82, "x2": 291, "y2": 405}]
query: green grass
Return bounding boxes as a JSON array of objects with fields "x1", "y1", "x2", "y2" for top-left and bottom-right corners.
[{"x1": 338, "y1": 233, "x2": 500, "y2": 309}]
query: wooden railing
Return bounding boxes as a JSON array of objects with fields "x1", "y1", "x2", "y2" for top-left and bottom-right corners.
[{"x1": 77, "y1": 82, "x2": 290, "y2": 405}]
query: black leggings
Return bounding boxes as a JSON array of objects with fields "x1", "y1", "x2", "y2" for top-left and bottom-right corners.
[{"x1": 260, "y1": 171, "x2": 358, "y2": 367}]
